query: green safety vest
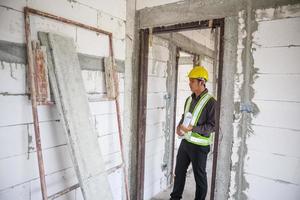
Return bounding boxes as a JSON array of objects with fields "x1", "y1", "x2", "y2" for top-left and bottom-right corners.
[{"x1": 183, "y1": 93, "x2": 213, "y2": 146}]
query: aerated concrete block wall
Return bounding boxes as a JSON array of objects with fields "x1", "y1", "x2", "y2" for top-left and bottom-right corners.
[
  {"x1": 144, "y1": 36, "x2": 170, "y2": 199},
  {"x1": 230, "y1": 4, "x2": 300, "y2": 200},
  {"x1": 0, "y1": 1, "x2": 126, "y2": 199}
]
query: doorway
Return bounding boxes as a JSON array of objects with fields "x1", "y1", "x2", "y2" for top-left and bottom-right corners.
[{"x1": 136, "y1": 19, "x2": 224, "y2": 200}]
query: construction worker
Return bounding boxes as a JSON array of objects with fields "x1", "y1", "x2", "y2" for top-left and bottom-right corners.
[{"x1": 170, "y1": 66, "x2": 216, "y2": 200}]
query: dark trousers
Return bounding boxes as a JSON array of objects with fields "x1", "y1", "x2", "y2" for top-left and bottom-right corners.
[{"x1": 170, "y1": 139, "x2": 210, "y2": 200}]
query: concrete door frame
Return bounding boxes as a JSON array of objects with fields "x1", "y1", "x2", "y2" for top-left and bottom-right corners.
[
  {"x1": 135, "y1": 19, "x2": 225, "y2": 200},
  {"x1": 136, "y1": 28, "x2": 149, "y2": 200}
]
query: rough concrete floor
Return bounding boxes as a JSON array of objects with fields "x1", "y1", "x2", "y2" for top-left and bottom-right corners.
[
  {"x1": 152, "y1": 154, "x2": 213, "y2": 200},
  {"x1": 151, "y1": 170, "x2": 196, "y2": 200}
]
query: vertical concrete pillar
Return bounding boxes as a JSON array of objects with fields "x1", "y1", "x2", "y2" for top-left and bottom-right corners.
[
  {"x1": 214, "y1": 16, "x2": 238, "y2": 200},
  {"x1": 124, "y1": 1, "x2": 139, "y2": 199},
  {"x1": 163, "y1": 42, "x2": 178, "y2": 185}
]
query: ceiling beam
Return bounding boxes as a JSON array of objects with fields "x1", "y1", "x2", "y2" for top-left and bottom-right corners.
[
  {"x1": 138, "y1": 0, "x2": 299, "y2": 28},
  {"x1": 157, "y1": 32, "x2": 215, "y2": 58},
  {"x1": 178, "y1": 56, "x2": 193, "y2": 65}
]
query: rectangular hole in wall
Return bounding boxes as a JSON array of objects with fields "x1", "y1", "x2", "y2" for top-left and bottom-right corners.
[{"x1": 136, "y1": 19, "x2": 224, "y2": 200}]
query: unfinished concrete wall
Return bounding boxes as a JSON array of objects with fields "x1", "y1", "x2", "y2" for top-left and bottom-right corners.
[
  {"x1": 230, "y1": 4, "x2": 300, "y2": 200},
  {"x1": 0, "y1": 1, "x2": 126, "y2": 199}
]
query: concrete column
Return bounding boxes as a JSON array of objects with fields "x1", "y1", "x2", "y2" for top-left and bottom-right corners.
[
  {"x1": 214, "y1": 16, "x2": 238, "y2": 200},
  {"x1": 124, "y1": 0, "x2": 139, "y2": 199},
  {"x1": 163, "y1": 42, "x2": 178, "y2": 185}
]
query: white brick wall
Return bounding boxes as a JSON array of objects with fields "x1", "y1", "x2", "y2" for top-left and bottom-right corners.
[{"x1": 0, "y1": 0, "x2": 125, "y2": 199}]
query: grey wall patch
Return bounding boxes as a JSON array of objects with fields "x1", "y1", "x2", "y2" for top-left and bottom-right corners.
[{"x1": 233, "y1": 2, "x2": 259, "y2": 199}]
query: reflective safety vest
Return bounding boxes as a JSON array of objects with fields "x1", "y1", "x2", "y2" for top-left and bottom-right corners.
[{"x1": 183, "y1": 93, "x2": 213, "y2": 146}]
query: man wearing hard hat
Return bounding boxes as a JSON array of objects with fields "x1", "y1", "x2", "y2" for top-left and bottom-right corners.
[{"x1": 170, "y1": 66, "x2": 216, "y2": 200}]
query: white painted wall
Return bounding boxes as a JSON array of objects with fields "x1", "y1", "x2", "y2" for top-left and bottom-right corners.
[
  {"x1": 231, "y1": 5, "x2": 300, "y2": 200},
  {"x1": 0, "y1": 1, "x2": 125, "y2": 199}
]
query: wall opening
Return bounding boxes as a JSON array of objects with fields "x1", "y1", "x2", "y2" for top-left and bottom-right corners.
[{"x1": 136, "y1": 19, "x2": 225, "y2": 200}]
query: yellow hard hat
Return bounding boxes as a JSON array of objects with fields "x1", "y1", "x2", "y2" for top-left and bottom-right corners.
[{"x1": 188, "y1": 66, "x2": 209, "y2": 81}]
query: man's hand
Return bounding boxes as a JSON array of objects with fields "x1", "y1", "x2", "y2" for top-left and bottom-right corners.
[
  {"x1": 180, "y1": 124, "x2": 193, "y2": 133},
  {"x1": 176, "y1": 125, "x2": 184, "y2": 136}
]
